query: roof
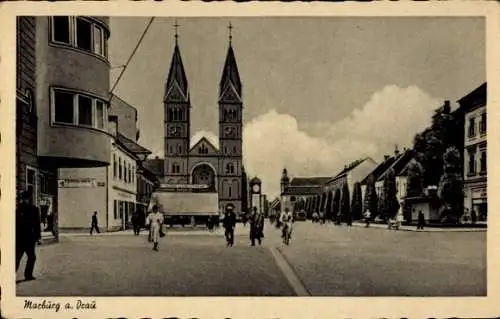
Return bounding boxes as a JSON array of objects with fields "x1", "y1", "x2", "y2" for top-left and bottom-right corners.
[
  {"x1": 329, "y1": 158, "x2": 368, "y2": 183},
  {"x1": 377, "y1": 150, "x2": 414, "y2": 181},
  {"x1": 143, "y1": 158, "x2": 164, "y2": 177},
  {"x1": 250, "y1": 176, "x2": 262, "y2": 184},
  {"x1": 219, "y1": 45, "x2": 242, "y2": 99},
  {"x1": 189, "y1": 136, "x2": 219, "y2": 154},
  {"x1": 165, "y1": 43, "x2": 189, "y2": 101},
  {"x1": 281, "y1": 186, "x2": 323, "y2": 196},
  {"x1": 361, "y1": 156, "x2": 398, "y2": 185},
  {"x1": 289, "y1": 177, "x2": 331, "y2": 186},
  {"x1": 117, "y1": 133, "x2": 151, "y2": 156},
  {"x1": 457, "y1": 82, "x2": 486, "y2": 112}
]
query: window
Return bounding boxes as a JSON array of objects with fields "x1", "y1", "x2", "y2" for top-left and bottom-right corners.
[
  {"x1": 480, "y1": 113, "x2": 486, "y2": 135},
  {"x1": 468, "y1": 117, "x2": 476, "y2": 138},
  {"x1": 52, "y1": 16, "x2": 71, "y2": 44},
  {"x1": 114, "y1": 200, "x2": 117, "y2": 219},
  {"x1": 26, "y1": 167, "x2": 37, "y2": 204},
  {"x1": 54, "y1": 90, "x2": 74, "y2": 124},
  {"x1": 228, "y1": 186, "x2": 232, "y2": 198},
  {"x1": 128, "y1": 163, "x2": 131, "y2": 183},
  {"x1": 52, "y1": 88, "x2": 108, "y2": 130},
  {"x1": 468, "y1": 150, "x2": 476, "y2": 175},
  {"x1": 50, "y1": 17, "x2": 108, "y2": 58},
  {"x1": 172, "y1": 163, "x2": 180, "y2": 174},
  {"x1": 76, "y1": 18, "x2": 92, "y2": 51},
  {"x1": 96, "y1": 101, "x2": 104, "y2": 129},
  {"x1": 132, "y1": 166, "x2": 135, "y2": 184},
  {"x1": 124, "y1": 162, "x2": 128, "y2": 183},
  {"x1": 113, "y1": 154, "x2": 117, "y2": 179},
  {"x1": 480, "y1": 150, "x2": 487, "y2": 174},
  {"x1": 226, "y1": 163, "x2": 234, "y2": 174},
  {"x1": 93, "y1": 25, "x2": 103, "y2": 56},
  {"x1": 78, "y1": 95, "x2": 92, "y2": 126},
  {"x1": 119, "y1": 157, "x2": 122, "y2": 180}
]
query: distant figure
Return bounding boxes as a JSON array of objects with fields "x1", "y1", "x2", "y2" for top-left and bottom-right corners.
[
  {"x1": 396, "y1": 213, "x2": 404, "y2": 230},
  {"x1": 319, "y1": 211, "x2": 325, "y2": 224},
  {"x1": 90, "y1": 212, "x2": 100, "y2": 235},
  {"x1": 132, "y1": 212, "x2": 141, "y2": 235},
  {"x1": 146, "y1": 205, "x2": 164, "y2": 251},
  {"x1": 249, "y1": 206, "x2": 265, "y2": 246},
  {"x1": 312, "y1": 212, "x2": 319, "y2": 223},
  {"x1": 16, "y1": 190, "x2": 41, "y2": 281},
  {"x1": 364, "y1": 210, "x2": 371, "y2": 228},
  {"x1": 190, "y1": 216, "x2": 196, "y2": 228},
  {"x1": 417, "y1": 211, "x2": 425, "y2": 230},
  {"x1": 223, "y1": 204, "x2": 236, "y2": 247},
  {"x1": 471, "y1": 209, "x2": 477, "y2": 224}
]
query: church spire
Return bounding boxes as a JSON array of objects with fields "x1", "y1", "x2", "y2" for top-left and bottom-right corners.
[
  {"x1": 165, "y1": 20, "x2": 189, "y2": 102},
  {"x1": 219, "y1": 22, "x2": 242, "y2": 101}
]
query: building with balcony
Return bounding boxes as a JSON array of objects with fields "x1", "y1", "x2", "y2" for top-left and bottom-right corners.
[{"x1": 459, "y1": 82, "x2": 487, "y2": 222}]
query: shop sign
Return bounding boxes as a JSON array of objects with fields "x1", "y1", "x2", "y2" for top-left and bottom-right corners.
[
  {"x1": 58, "y1": 178, "x2": 97, "y2": 188},
  {"x1": 472, "y1": 188, "x2": 487, "y2": 199}
]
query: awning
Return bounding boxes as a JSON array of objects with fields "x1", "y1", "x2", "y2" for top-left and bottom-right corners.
[{"x1": 150, "y1": 191, "x2": 219, "y2": 216}]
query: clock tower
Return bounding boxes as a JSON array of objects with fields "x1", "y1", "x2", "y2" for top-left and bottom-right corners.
[{"x1": 249, "y1": 176, "x2": 262, "y2": 213}]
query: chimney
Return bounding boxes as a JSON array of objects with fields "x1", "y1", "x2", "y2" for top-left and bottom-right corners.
[{"x1": 384, "y1": 155, "x2": 390, "y2": 161}]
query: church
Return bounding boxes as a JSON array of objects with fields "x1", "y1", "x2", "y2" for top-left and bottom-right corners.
[{"x1": 158, "y1": 26, "x2": 248, "y2": 215}]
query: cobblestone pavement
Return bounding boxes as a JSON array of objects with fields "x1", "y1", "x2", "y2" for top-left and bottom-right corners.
[{"x1": 16, "y1": 221, "x2": 486, "y2": 296}]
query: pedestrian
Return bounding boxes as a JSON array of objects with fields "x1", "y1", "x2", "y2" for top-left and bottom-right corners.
[
  {"x1": 417, "y1": 210, "x2": 425, "y2": 230},
  {"x1": 471, "y1": 209, "x2": 477, "y2": 224},
  {"x1": 132, "y1": 212, "x2": 142, "y2": 235},
  {"x1": 249, "y1": 206, "x2": 265, "y2": 246},
  {"x1": 146, "y1": 205, "x2": 164, "y2": 251},
  {"x1": 90, "y1": 211, "x2": 100, "y2": 235},
  {"x1": 396, "y1": 212, "x2": 404, "y2": 230},
  {"x1": 223, "y1": 204, "x2": 236, "y2": 247},
  {"x1": 16, "y1": 190, "x2": 41, "y2": 281},
  {"x1": 364, "y1": 209, "x2": 371, "y2": 228}
]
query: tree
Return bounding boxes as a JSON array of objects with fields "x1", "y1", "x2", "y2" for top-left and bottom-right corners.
[
  {"x1": 438, "y1": 147, "x2": 464, "y2": 223},
  {"x1": 351, "y1": 182, "x2": 363, "y2": 221},
  {"x1": 363, "y1": 175, "x2": 378, "y2": 218},
  {"x1": 406, "y1": 159, "x2": 424, "y2": 198},
  {"x1": 341, "y1": 183, "x2": 351, "y2": 224},
  {"x1": 379, "y1": 168, "x2": 399, "y2": 220},
  {"x1": 333, "y1": 189, "x2": 341, "y2": 223}
]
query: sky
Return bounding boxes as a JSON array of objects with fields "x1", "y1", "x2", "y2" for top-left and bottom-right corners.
[{"x1": 109, "y1": 17, "x2": 485, "y2": 199}]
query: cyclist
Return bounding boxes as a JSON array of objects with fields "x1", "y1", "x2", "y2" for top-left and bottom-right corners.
[{"x1": 279, "y1": 207, "x2": 294, "y2": 244}]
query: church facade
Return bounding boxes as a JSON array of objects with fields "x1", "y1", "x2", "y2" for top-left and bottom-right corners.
[{"x1": 161, "y1": 33, "x2": 246, "y2": 215}]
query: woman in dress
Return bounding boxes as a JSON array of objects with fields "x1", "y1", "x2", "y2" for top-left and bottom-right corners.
[{"x1": 146, "y1": 205, "x2": 164, "y2": 251}]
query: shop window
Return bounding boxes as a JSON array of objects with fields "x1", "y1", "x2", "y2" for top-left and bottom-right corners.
[
  {"x1": 78, "y1": 95, "x2": 93, "y2": 126},
  {"x1": 468, "y1": 117, "x2": 476, "y2": 138},
  {"x1": 52, "y1": 16, "x2": 71, "y2": 44},
  {"x1": 54, "y1": 90, "x2": 74, "y2": 124},
  {"x1": 480, "y1": 150, "x2": 487, "y2": 174}
]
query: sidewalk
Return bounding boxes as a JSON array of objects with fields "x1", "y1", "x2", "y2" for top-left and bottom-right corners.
[{"x1": 351, "y1": 222, "x2": 486, "y2": 232}]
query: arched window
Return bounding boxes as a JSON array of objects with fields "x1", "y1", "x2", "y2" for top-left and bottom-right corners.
[
  {"x1": 226, "y1": 163, "x2": 234, "y2": 174},
  {"x1": 172, "y1": 163, "x2": 180, "y2": 174},
  {"x1": 228, "y1": 185, "x2": 232, "y2": 198},
  {"x1": 177, "y1": 145, "x2": 182, "y2": 153},
  {"x1": 168, "y1": 108, "x2": 173, "y2": 121},
  {"x1": 179, "y1": 109, "x2": 184, "y2": 121}
]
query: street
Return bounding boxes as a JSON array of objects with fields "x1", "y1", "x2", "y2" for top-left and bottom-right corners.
[{"x1": 16, "y1": 221, "x2": 486, "y2": 296}]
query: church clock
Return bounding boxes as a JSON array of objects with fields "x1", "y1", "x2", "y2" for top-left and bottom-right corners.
[{"x1": 224, "y1": 126, "x2": 234, "y2": 138}]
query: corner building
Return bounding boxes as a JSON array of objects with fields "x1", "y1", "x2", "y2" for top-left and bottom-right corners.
[{"x1": 162, "y1": 35, "x2": 245, "y2": 215}]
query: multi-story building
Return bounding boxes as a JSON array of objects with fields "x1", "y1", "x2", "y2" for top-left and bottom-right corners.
[
  {"x1": 31, "y1": 16, "x2": 111, "y2": 234},
  {"x1": 109, "y1": 93, "x2": 140, "y2": 142},
  {"x1": 460, "y1": 82, "x2": 487, "y2": 222}
]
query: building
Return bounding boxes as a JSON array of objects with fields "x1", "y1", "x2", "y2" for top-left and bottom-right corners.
[
  {"x1": 58, "y1": 115, "x2": 151, "y2": 231},
  {"x1": 109, "y1": 94, "x2": 140, "y2": 142},
  {"x1": 459, "y1": 82, "x2": 487, "y2": 222},
  {"x1": 323, "y1": 158, "x2": 378, "y2": 219},
  {"x1": 374, "y1": 148, "x2": 414, "y2": 203},
  {"x1": 153, "y1": 29, "x2": 246, "y2": 215},
  {"x1": 280, "y1": 168, "x2": 330, "y2": 218}
]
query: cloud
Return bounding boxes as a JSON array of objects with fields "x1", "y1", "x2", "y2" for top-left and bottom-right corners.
[
  {"x1": 190, "y1": 85, "x2": 442, "y2": 200},
  {"x1": 243, "y1": 85, "x2": 442, "y2": 199}
]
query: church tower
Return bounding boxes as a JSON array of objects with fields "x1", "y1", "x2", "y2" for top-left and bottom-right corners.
[
  {"x1": 218, "y1": 23, "x2": 243, "y2": 213},
  {"x1": 164, "y1": 26, "x2": 190, "y2": 184}
]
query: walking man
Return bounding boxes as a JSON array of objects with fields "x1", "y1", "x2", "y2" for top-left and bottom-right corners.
[
  {"x1": 249, "y1": 206, "x2": 264, "y2": 246},
  {"x1": 16, "y1": 190, "x2": 41, "y2": 281},
  {"x1": 364, "y1": 209, "x2": 371, "y2": 228},
  {"x1": 223, "y1": 204, "x2": 236, "y2": 247},
  {"x1": 417, "y1": 211, "x2": 425, "y2": 230},
  {"x1": 90, "y1": 211, "x2": 100, "y2": 235}
]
